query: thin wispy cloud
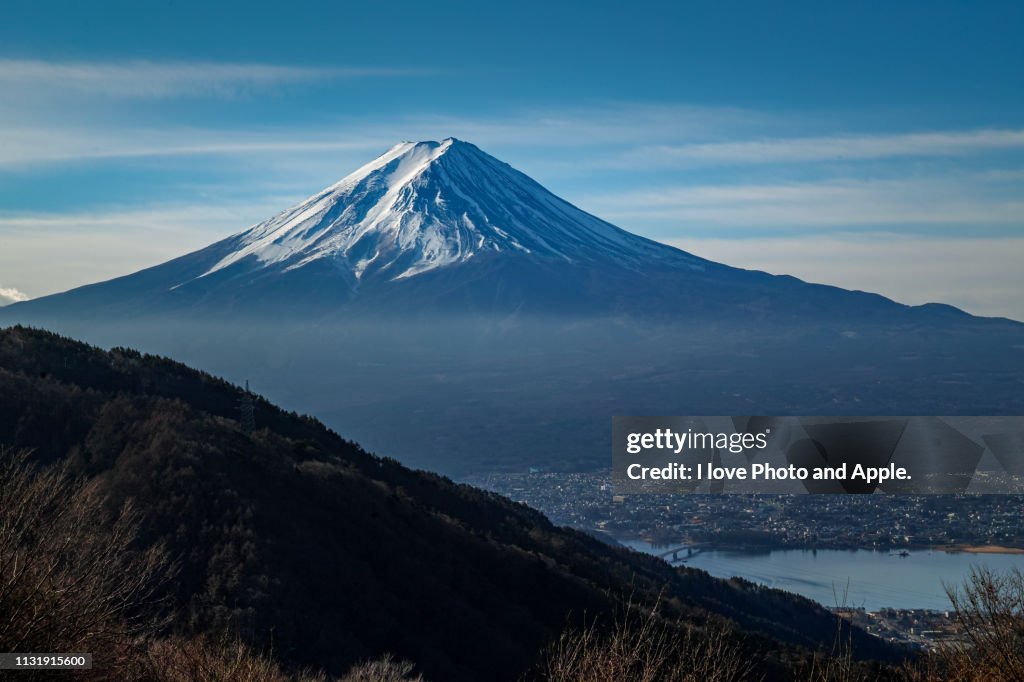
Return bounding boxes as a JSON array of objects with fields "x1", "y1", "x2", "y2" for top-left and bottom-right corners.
[
  {"x1": 0, "y1": 123, "x2": 393, "y2": 168},
  {"x1": 0, "y1": 59, "x2": 431, "y2": 98},
  {"x1": 0, "y1": 202, "x2": 280, "y2": 233},
  {"x1": 0, "y1": 201, "x2": 293, "y2": 298},
  {"x1": 0, "y1": 104, "x2": 768, "y2": 169},
  {"x1": 677, "y1": 235, "x2": 1024, "y2": 320},
  {"x1": 618, "y1": 128, "x2": 1024, "y2": 167},
  {"x1": 579, "y1": 175, "x2": 1024, "y2": 229},
  {"x1": 3, "y1": 102, "x2": 1021, "y2": 175}
]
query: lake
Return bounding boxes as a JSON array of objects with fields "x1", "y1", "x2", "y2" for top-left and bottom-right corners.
[{"x1": 622, "y1": 540, "x2": 1024, "y2": 611}]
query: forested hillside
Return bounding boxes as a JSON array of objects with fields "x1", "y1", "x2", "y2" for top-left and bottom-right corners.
[{"x1": 0, "y1": 326, "x2": 900, "y2": 680}]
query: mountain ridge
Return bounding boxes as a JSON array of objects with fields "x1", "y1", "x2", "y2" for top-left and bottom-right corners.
[{"x1": 4, "y1": 138, "x2": 1010, "y2": 322}]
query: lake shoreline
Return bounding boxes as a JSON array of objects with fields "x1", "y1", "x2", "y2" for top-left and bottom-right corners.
[
  {"x1": 620, "y1": 539, "x2": 1024, "y2": 612},
  {"x1": 623, "y1": 535, "x2": 1024, "y2": 556},
  {"x1": 937, "y1": 544, "x2": 1024, "y2": 555}
]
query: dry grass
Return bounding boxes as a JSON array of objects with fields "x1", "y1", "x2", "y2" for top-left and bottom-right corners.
[
  {"x1": 538, "y1": 599, "x2": 758, "y2": 682},
  {"x1": 123, "y1": 636, "x2": 307, "y2": 681},
  {"x1": 340, "y1": 654, "x2": 423, "y2": 681},
  {"x1": 123, "y1": 638, "x2": 423, "y2": 681}
]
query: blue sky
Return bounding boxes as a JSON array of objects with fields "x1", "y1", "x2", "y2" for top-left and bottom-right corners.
[{"x1": 1, "y1": 0, "x2": 1022, "y2": 318}]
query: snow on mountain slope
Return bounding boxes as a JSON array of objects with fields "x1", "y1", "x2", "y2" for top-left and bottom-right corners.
[
  {"x1": 5, "y1": 137, "x2": 1004, "y2": 322},
  {"x1": 189, "y1": 138, "x2": 703, "y2": 287}
]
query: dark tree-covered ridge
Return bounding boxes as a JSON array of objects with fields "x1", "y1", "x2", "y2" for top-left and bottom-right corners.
[{"x1": 0, "y1": 326, "x2": 900, "y2": 681}]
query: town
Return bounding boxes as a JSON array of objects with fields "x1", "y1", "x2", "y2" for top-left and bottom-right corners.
[{"x1": 466, "y1": 470, "x2": 1024, "y2": 551}]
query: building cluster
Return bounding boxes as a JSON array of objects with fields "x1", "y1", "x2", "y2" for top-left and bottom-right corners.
[
  {"x1": 835, "y1": 607, "x2": 963, "y2": 649},
  {"x1": 466, "y1": 471, "x2": 1024, "y2": 551}
]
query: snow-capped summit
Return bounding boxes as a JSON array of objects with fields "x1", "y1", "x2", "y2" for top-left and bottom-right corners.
[
  {"x1": 192, "y1": 138, "x2": 700, "y2": 287},
  {"x1": 3, "y1": 138, "x2": 995, "y2": 321}
]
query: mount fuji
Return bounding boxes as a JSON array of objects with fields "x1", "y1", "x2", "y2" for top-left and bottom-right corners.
[
  {"x1": 0, "y1": 138, "x2": 985, "y2": 320},
  {"x1": 3, "y1": 139, "x2": 1022, "y2": 474}
]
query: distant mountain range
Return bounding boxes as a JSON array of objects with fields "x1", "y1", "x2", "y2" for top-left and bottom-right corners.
[{"x1": 3, "y1": 140, "x2": 1022, "y2": 474}]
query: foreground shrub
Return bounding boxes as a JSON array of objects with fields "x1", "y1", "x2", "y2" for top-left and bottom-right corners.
[
  {"x1": 539, "y1": 600, "x2": 756, "y2": 682},
  {"x1": 905, "y1": 566, "x2": 1024, "y2": 682},
  {"x1": 0, "y1": 449, "x2": 167, "y2": 666}
]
